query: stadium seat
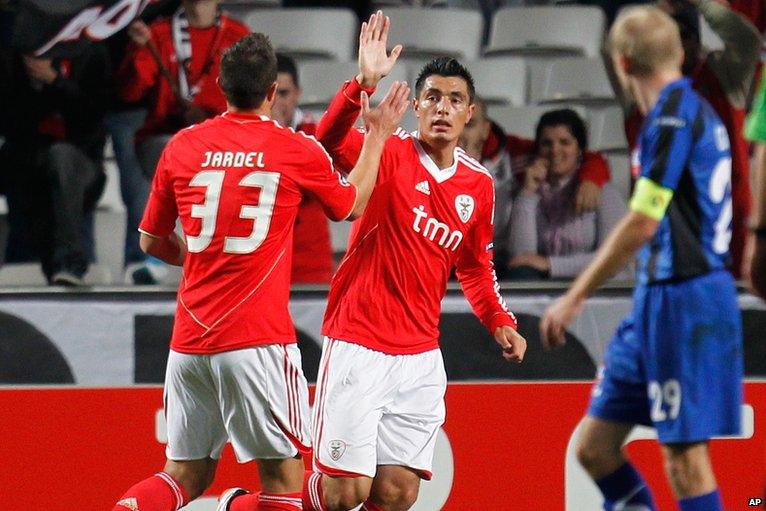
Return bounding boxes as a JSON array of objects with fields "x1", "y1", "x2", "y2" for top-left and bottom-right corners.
[
  {"x1": 244, "y1": 8, "x2": 357, "y2": 61},
  {"x1": 537, "y1": 57, "x2": 615, "y2": 106},
  {"x1": 298, "y1": 61, "x2": 409, "y2": 108},
  {"x1": 385, "y1": 7, "x2": 484, "y2": 61},
  {"x1": 468, "y1": 57, "x2": 527, "y2": 106},
  {"x1": 589, "y1": 106, "x2": 629, "y2": 152},
  {"x1": 220, "y1": 0, "x2": 281, "y2": 23},
  {"x1": 606, "y1": 152, "x2": 632, "y2": 200},
  {"x1": 486, "y1": 104, "x2": 588, "y2": 140},
  {"x1": 486, "y1": 6, "x2": 605, "y2": 59}
]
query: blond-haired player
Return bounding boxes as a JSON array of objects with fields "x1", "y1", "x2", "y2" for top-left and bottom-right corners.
[{"x1": 542, "y1": 6, "x2": 743, "y2": 511}]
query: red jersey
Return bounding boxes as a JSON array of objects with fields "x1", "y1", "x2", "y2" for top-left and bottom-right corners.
[
  {"x1": 139, "y1": 112, "x2": 357, "y2": 354},
  {"x1": 117, "y1": 15, "x2": 249, "y2": 141},
  {"x1": 290, "y1": 111, "x2": 335, "y2": 284},
  {"x1": 318, "y1": 79, "x2": 517, "y2": 355}
]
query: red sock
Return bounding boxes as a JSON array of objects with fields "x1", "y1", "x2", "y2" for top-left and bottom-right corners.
[
  {"x1": 112, "y1": 472, "x2": 189, "y2": 511},
  {"x1": 301, "y1": 471, "x2": 326, "y2": 511},
  {"x1": 257, "y1": 491, "x2": 303, "y2": 510},
  {"x1": 362, "y1": 501, "x2": 384, "y2": 511}
]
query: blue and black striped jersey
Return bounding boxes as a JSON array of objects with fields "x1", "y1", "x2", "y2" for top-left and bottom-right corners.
[{"x1": 632, "y1": 78, "x2": 733, "y2": 284}]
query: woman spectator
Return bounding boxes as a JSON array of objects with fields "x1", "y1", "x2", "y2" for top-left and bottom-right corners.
[{"x1": 507, "y1": 109, "x2": 629, "y2": 280}]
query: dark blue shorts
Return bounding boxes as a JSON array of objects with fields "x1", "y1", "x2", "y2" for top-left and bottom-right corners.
[{"x1": 588, "y1": 270, "x2": 743, "y2": 443}]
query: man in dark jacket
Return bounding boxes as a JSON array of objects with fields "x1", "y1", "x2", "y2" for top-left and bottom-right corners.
[{"x1": 0, "y1": 42, "x2": 110, "y2": 285}]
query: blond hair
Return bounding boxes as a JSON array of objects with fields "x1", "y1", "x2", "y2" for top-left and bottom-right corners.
[{"x1": 608, "y1": 5, "x2": 683, "y2": 77}]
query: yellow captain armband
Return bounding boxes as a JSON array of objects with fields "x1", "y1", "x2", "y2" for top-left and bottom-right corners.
[{"x1": 629, "y1": 177, "x2": 674, "y2": 221}]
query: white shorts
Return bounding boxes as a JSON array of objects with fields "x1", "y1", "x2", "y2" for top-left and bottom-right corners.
[
  {"x1": 164, "y1": 344, "x2": 311, "y2": 463},
  {"x1": 312, "y1": 338, "x2": 447, "y2": 479}
]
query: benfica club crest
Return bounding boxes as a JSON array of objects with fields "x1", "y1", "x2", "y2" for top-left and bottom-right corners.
[
  {"x1": 329, "y1": 440, "x2": 346, "y2": 461},
  {"x1": 455, "y1": 195, "x2": 475, "y2": 223}
]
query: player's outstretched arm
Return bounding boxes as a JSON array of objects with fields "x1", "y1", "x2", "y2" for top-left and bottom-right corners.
[
  {"x1": 345, "y1": 81, "x2": 410, "y2": 219},
  {"x1": 357, "y1": 10, "x2": 403, "y2": 89},
  {"x1": 540, "y1": 210, "x2": 658, "y2": 349},
  {"x1": 139, "y1": 231, "x2": 187, "y2": 267}
]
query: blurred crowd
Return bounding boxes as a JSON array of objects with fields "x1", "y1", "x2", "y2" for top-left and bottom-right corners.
[{"x1": 0, "y1": 0, "x2": 764, "y2": 287}]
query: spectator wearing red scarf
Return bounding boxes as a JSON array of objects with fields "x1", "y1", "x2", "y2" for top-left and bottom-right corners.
[{"x1": 117, "y1": 0, "x2": 249, "y2": 178}]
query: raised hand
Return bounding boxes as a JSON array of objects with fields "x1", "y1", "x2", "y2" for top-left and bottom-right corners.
[
  {"x1": 357, "y1": 10, "x2": 403, "y2": 89},
  {"x1": 127, "y1": 20, "x2": 152, "y2": 47},
  {"x1": 360, "y1": 80, "x2": 410, "y2": 140}
]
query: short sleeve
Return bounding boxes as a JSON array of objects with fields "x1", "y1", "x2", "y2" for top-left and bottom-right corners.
[
  {"x1": 139, "y1": 145, "x2": 178, "y2": 237},
  {"x1": 629, "y1": 100, "x2": 693, "y2": 221},
  {"x1": 295, "y1": 138, "x2": 358, "y2": 221},
  {"x1": 746, "y1": 68, "x2": 766, "y2": 142}
]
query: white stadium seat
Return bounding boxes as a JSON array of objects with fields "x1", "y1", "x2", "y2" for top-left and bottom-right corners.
[
  {"x1": 606, "y1": 152, "x2": 632, "y2": 200},
  {"x1": 385, "y1": 7, "x2": 484, "y2": 61},
  {"x1": 468, "y1": 57, "x2": 527, "y2": 106},
  {"x1": 589, "y1": 106, "x2": 629, "y2": 152},
  {"x1": 486, "y1": 104, "x2": 588, "y2": 140},
  {"x1": 486, "y1": 6, "x2": 605, "y2": 59},
  {"x1": 537, "y1": 57, "x2": 615, "y2": 105},
  {"x1": 244, "y1": 8, "x2": 357, "y2": 61},
  {"x1": 298, "y1": 61, "x2": 409, "y2": 108},
  {"x1": 220, "y1": 1, "x2": 281, "y2": 23}
]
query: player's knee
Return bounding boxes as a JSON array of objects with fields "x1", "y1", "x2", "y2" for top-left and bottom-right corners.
[
  {"x1": 164, "y1": 461, "x2": 215, "y2": 500},
  {"x1": 371, "y1": 478, "x2": 419, "y2": 510},
  {"x1": 324, "y1": 479, "x2": 369, "y2": 511},
  {"x1": 662, "y1": 444, "x2": 707, "y2": 495},
  {"x1": 576, "y1": 439, "x2": 617, "y2": 476},
  {"x1": 665, "y1": 441, "x2": 720, "y2": 498}
]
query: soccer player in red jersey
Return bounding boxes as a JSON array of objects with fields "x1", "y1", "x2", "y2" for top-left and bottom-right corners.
[
  {"x1": 302, "y1": 12, "x2": 527, "y2": 511},
  {"x1": 111, "y1": 33, "x2": 410, "y2": 511}
]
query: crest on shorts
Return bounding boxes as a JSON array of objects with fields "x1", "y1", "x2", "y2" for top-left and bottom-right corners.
[
  {"x1": 455, "y1": 195, "x2": 475, "y2": 223},
  {"x1": 329, "y1": 440, "x2": 347, "y2": 461},
  {"x1": 116, "y1": 498, "x2": 139, "y2": 511}
]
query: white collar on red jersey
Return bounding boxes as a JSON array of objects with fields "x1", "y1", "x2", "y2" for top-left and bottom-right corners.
[{"x1": 411, "y1": 134, "x2": 459, "y2": 183}]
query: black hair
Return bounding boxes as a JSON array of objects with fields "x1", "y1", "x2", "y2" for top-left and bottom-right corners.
[
  {"x1": 534, "y1": 109, "x2": 588, "y2": 152},
  {"x1": 219, "y1": 33, "x2": 277, "y2": 110},
  {"x1": 414, "y1": 57, "x2": 475, "y2": 102},
  {"x1": 276, "y1": 53, "x2": 299, "y2": 87}
]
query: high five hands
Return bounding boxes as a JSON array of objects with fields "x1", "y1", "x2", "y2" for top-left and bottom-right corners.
[{"x1": 357, "y1": 10, "x2": 404, "y2": 89}]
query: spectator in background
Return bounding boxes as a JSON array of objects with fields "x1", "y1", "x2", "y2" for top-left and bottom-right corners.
[
  {"x1": 745, "y1": 68, "x2": 766, "y2": 298},
  {"x1": 507, "y1": 109, "x2": 627, "y2": 280},
  {"x1": 607, "y1": 0, "x2": 760, "y2": 278},
  {"x1": 730, "y1": 0, "x2": 766, "y2": 34},
  {"x1": 105, "y1": 0, "x2": 180, "y2": 285},
  {"x1": 272, "y1": 54, "x2": 334, "y2": 284},
  {"x1": 117, "y1": 0, "x2": 249, "y2": 179},
  {"x1": 460, "y1": 98, "x2": 612, "y2": 274},
  {"x1": 0, "y1": 44, "x2": 111, "y2": 285}
]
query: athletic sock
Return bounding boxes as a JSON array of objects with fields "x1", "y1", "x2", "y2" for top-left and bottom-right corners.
[
  {"x1": 302, "y1": 471, "x2": 326, "y2": 511},
  {"x1": 361, "y1": 501, "x2": 384, "y2": 511},
  {"x1": 112, "y1": 472, "x2": 189, "y2": 511},
  {"x1": 257, "y1": 492, "x2": 303, "y2": 510},
  {"x1": 678, "y1": 490, "x2": 723, "y2": 511},
  {"x1": 595, "y1": 462, "x2": 657, "y2": 511}
]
